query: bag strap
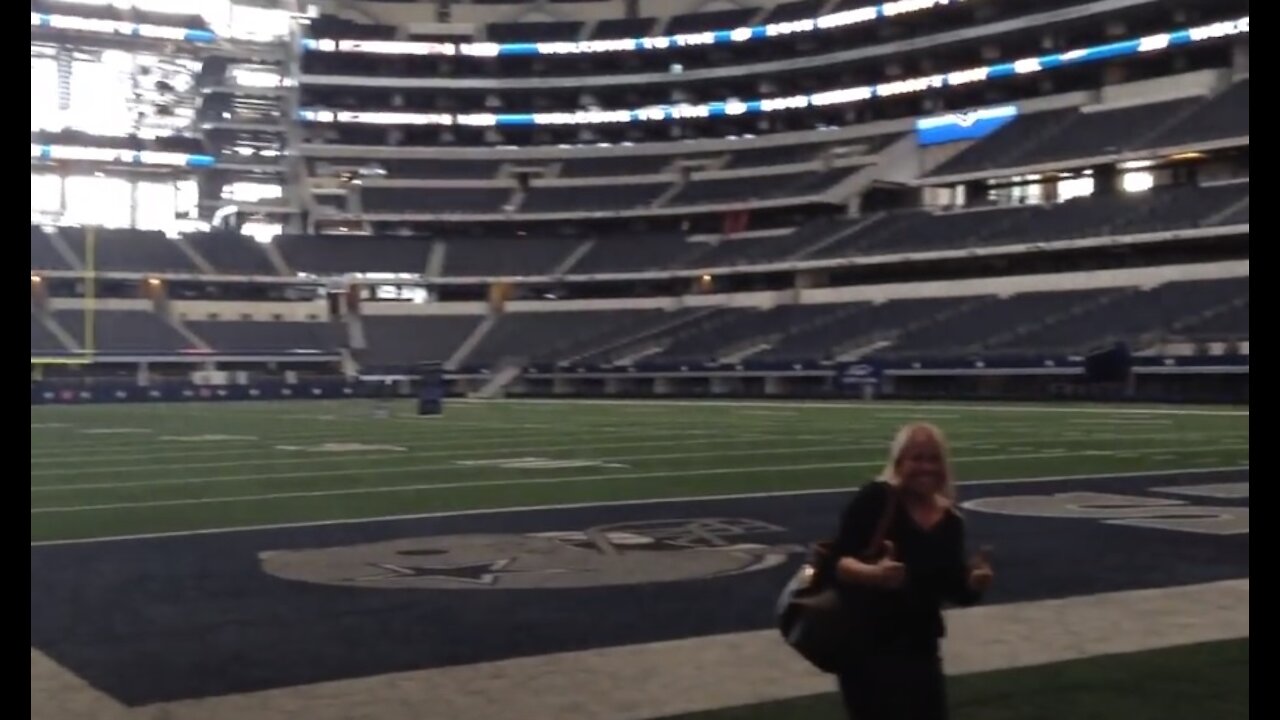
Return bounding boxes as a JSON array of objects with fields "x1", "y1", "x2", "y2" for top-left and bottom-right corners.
[{"x1": 862, "y1": 484, "x2": 899, "y2": 559}]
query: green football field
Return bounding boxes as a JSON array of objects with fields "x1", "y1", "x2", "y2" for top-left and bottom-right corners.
[
  {"x1": 31, "y1": 398, "x2": 1249, "y2": 543},
  {"x1": 31, "y1": 398, "x2": 1249, "y2": 719}
]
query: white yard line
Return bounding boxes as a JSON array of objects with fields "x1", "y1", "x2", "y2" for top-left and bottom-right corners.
[
  {"x1": 31, "y1": 436, "x2": 887, "y2": 485},
  {"x1": 30, "y1": 420, "x2": 775, "y2": 460},
  {"x1": 30, "y1": 466, "x2": 1246, "y2": 546},
  {"x1": 461, "y1": 398, "x2": 1250, "y2": 416},
  {"x1": 29, "y1": 426, "x2": 738, "y2": 466},
  {"x1": 29, "y1": 423, "x2": 633, "y2": 457},
  {"x1": 33, "y1": 441, "x2": 886, "y2": 490},
  {"x1": 31, "y1": 433, "x2": 1244, "y2": 482},
  {"x1": 30, "y1": 422, "x2": 1228, "y2": 468},
  {"x1": 1069, "y1": 418, "x2": 1176, "y2": 425},
  {"x1": 29, "y1": 449, "x2": 1247, "y2": 514},
  {"x1": 873, "y1": 413, "x2": 962, "y2": 419}
]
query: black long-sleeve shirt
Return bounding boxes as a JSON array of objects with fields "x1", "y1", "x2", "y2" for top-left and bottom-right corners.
[{"x1": 832, "y1": 481, "x2": 982, "y2": 651}]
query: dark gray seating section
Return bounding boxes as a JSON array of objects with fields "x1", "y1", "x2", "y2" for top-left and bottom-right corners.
[
  {"x1": 665, "y1": 8, "x2": 756, "y2": 34},
  {"x1": 308, "y1": 14, "x2": 394, "y2": 39},
  {"x1": 469, "y1": 309, "x2": 684, "y2": 365},
  {"x1": 1174, "y1": 299, "x2": 1249, "y2": 341},
  {"x1": 1139, "y1": 79, "x2": 1249, "y2": 149},
  {"x1": 522, "y1": 182, "x2": 669, "y2": 213},
  {"x1": 926, "y1": 109, "x2": 1077, "y2": 177},
  {"x1": 762, "y1": 0, "x2": 823, "y2": 23},
  {"x1": 381, "y1": 159, "x2": 503, "y2": 180},
  {"x1": 590, "y1": 17, "x2": 655, "y2": 39},
  {"x1": 362, "y1": 187, "x2": 513, "y2": 214},
  {"x1": 1212, "y1": 198, "x2": 1249, "y2": 226},
  {"x1": 568, "y1": 234, "x2": 707, "y2": 274},
  {"x1": 677, "y1": 232, "x2": 814, "y2": 268},
  {"x1": 31, "y1": 227, "x2": 69, "y2": 270},
  {"x1": 185, "y1": 232, "x2": 277, "y2": 275},
  {"x1": 58, "y1": 228, "x2": 195, "y2": 273},
  {"x1": 54, "y1": 310, "x2": 191, "y2": 352},
  {"x1": 930, "y1": 84, "x2": 1249, "y2": 177},
  {"x1": 719, "y1": 136, "x2": 893, "y2": 170},
  {"x1": 1015, "y1": 99, "x2": 1199, "y2": 166},
  {"x1": 571, "y1": 309, "x2": 731, "y2": 365},
  {"x1": 276, "y1": 235, "x2": 433, "y2": 275},
  {"x1": 31, "y1": 311, "x2": 64, "y2": 352},
  {"x1": 487, "y1": 20, "x2": 583, "y2": 43},
  {"x1": 442, "y1": 237, "x2": 581, "y2": 277},
  {"x1": 875, "y1": 290, "x2": 1121, "y2": 358},
  {"x1": 723, "y1": 144, "x2": 827, "y2": 170},
  {"x1": 990, "y1": 278, "x2": 1249, "y2": 353},
  {"x1": 811, "y1": 183, "x2": 1247, "y2": 260},
  {"x1": 358, "y1": 273, "x2": 1247, "y2": 370},
  {"x1": 361, "y1": 315, "x2": 483, "y2": 370},
  {"x1": 188, "y1": 321, "x2": 343, "y2": 352},
  {"x1": 559, "y1": 155, "x2": 672, "y2": 178},
  {"x1": 652, "y1": 305, "x2": 842, "y2": 364},
  {"x1": 671, "y1": 169, "x2": 845, "y2": 206},
  {"x1": 754, "y1": 299, "x2": 955, "y2": 362}
]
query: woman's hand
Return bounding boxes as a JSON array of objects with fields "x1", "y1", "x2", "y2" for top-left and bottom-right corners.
[
  {"x1": 870, "y1": 541, "x2": 906, "y2": 589},
  {"x1": 967, "y1": 545, "x2": 994, "y2": 594},
  {"x1": 837, "y1": 541, "x2": 906, "y2": 590}
]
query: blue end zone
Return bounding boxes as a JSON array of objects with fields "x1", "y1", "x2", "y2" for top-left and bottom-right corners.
[{"x1": 30, "y1": 469, "x2": 1248, "y2": 706}]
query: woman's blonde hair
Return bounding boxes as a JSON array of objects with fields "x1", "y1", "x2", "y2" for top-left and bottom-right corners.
[{"x1": 878, "y1": 422, "x2": 957, "y2": 501}]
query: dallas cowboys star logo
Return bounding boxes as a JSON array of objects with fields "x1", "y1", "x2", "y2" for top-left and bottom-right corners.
[{"x1": 350, "y1": 558, "x2": 570, "y2": 586}]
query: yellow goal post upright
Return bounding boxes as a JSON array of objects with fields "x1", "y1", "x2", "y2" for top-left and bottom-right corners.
[
  {"x1": 31, "y1": 225, "x2": 97, "y2": 376},
  {"x1": 83, "y1": 224, "x2": 96, "y2": 361}
]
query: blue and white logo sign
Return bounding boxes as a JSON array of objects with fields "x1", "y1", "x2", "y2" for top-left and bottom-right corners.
[
  {"x1": 915, "y1": 105, "x2": 1018, "y2": 146},
  {"x1": 837, "y1": 363, "x2": 882, "y2": 387}
]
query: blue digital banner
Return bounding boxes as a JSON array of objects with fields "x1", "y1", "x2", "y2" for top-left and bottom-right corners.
[{"x1": 915, "y1": 105, "x2": 1017, "y2": 146}]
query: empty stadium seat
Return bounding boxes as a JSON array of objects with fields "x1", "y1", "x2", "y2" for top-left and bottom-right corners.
[
  {"x1": 361, "y1": 315, "x2": 484, "y2": 371},
  {"x1": 185, "y1": 233, "x2": 278, "y2": 275},
  {"x1": 31, "y1": 311, "x2": 65, "y2": 353},
  {"x1": 1139, "y1": 79, "x2": 1250, "y2": 149},
  {"x1": 187, "y1": 321, "x2": 343, "y2": 353},
  {"x1": 521, "y1": 182, "x2": 669, "y2": 213},
  {"x1": 31, "y1": 227, "x2": 70, "y2": 271},
  {"x1": 54, "y1": 310, "x2": 193, "y2": 353},
  {"x1": 276, "y1": 235, "x2": 434, "y2": 275},
  {"x1": 58, "y1": 228, "x2": 196, "y2": 273},
  {"x1": 362, "y1": 187, "x2": 514, "y2": 214},
  {"x1": 442, "y1": 237, "x2": 583, "y2": 277}
]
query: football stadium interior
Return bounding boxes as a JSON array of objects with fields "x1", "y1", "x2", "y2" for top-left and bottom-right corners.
[{"x1": 30, "y1": 1, "x2": 1248, "y2": 719}]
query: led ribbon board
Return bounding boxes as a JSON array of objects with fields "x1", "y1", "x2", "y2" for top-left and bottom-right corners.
[
  {"x1": 302, "y1": 0, "x2": 966, "y2": 57},
  {"x1": 296, "y1": 17, "x2": 1250, "y2": 127},
  {"x1": 30, "y1": 12, "x2": 216, "y2": 43},
  {"x1": 32, "y1": 144, "x2": 216, "y2": 168}
]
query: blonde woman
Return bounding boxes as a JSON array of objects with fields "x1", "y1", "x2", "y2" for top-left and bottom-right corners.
[{"x1": 830, "y1": 423, "x2": 994, "y2": 720}]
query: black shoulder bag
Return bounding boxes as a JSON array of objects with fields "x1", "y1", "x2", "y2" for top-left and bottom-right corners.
[{"x1": 776, "y1": 486, "x2": 898, "y2": 673}]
